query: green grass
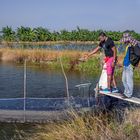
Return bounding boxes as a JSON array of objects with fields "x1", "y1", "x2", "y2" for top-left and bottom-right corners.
[{"x1": 28, "y1": 56, "x2": 140, "y2": 80}]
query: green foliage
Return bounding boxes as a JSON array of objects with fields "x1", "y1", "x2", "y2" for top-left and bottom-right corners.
[
  {"x1": 1, "y1": 26, "x2": 140, "y2": 42},
  {"x1": 2, "y1": 26, "x2": 16, "y2": 41},
  {"x1": 17, "y1": 26, "x2": 36, "y2": 41},
  {"x1": 34, "y1": 27, "x2": 51, "y2": 41}
]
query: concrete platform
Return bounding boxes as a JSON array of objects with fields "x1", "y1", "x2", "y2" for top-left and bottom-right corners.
[{"x1": 99, "y1": 92, "x2": 140, "y2": 105}]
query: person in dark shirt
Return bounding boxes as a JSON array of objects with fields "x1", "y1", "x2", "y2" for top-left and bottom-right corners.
[
  {"x1": 83, "y1": 32, "x2": 118, "y2": 93},
  {"x1": 99, "y1": 37, "x2": 114, "y2": 57}
]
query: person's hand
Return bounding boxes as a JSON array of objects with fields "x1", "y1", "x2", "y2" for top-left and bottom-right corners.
[
  {"x1": 112, "y1": 62, "x2": 115, "y2": 68},
  {"x1": 79, "y1": 53, "x2": 89, "y2": 61},
  {"x1": 83, "y1": 54, "x2": 89, "y2": 60}
]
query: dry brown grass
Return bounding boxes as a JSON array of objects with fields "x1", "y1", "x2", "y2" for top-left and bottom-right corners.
[
  {"x1": 0, "y1": 48, "x2": 85, "y2": 62},
  {"x1": 24, "y1": 109, "x2": 140, "y2": 140},
  {"x1": 1, "y1": 109, "x2": 139, "y2": 140},
  {"x1": 0, "y1": 48, "x2": 126, "y2": 63}
]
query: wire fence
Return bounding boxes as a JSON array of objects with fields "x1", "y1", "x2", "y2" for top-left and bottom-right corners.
[{"x1": 0, "y1": 60, "x2": 96, "y2": 122}]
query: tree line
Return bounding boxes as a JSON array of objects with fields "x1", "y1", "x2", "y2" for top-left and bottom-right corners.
[{"x1": 0, "y1": 26, "x2": 140, "y2": 42}]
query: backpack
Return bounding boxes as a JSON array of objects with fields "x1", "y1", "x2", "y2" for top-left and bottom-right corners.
[{"x1": 130, "y1": 44, "x2": 140, "y2": 66}]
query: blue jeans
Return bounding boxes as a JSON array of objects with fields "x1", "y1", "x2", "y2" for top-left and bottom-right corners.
[{"x1": 122, "y1": 65, "x2": 134, "y2": 97}]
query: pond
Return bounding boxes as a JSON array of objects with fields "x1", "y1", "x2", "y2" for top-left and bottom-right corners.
[
  {"x1": 0, "y1": 61, "x2": 139, "y2": 110},
  {"x1": 7, "y1": 43, "x2": 125, "y2": 52}
]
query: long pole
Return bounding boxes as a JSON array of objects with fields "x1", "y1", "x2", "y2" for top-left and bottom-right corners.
[
  {"x1": 59, "y1": 55, "x2": 70, "y2": 105},
  {"x1": 56, "y1": 46, "x2": 70, "y2": 106},
  {"x1": 23, "y1": 59, "x2": 27, "y2": 122}
]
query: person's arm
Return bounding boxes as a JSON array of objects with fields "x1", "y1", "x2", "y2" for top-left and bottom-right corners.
[{"x1": 84, "y1": 46, "x2": 101, "y2": 59}]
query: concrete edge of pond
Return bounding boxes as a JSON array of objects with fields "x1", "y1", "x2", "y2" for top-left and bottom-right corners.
[{"x1": 0, "y1": 108, "x2": 92, "y2": 123}]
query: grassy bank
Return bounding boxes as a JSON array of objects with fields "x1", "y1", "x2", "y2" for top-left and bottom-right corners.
[
  {"x1": 0, "y1": 109, "x2": 140, "y2": 140},
  {"x1": 0, "y1": 48, "x2": 140, "y2": 79}
]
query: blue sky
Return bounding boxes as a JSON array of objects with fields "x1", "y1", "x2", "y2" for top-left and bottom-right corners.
[{"x1": 0, "y1": 0, "x2": 140, "y2": 32}]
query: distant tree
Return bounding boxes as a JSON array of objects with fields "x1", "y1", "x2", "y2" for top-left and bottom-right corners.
[
  {"x1": 2, "y1": 26, "x2": 15, "y2": 41},
  {"x1": 1, "y1": 26, "x2": 140, "y2": 42},
  {"x1": 51, "y1": 31, "x2": 60, "y2": 41},
  {"x1": 34, "y1": 27, "x2": 51, "y2": 41},
  {"x1": 17, "y1": 26, "x2": 36, "y2": 41}
]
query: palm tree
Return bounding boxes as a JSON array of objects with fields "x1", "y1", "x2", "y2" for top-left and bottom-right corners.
[
  {"x1": 34, "y1": 27, "x2": 51, "y2": 41},
  {"x1": 1, "y1": 26, "x2": 140, "y2": 42},
  {"x1": 2, "y1": 26, "x2": 15, "y2": 41},
  {"x1": 17, "y1": 26, "x2": 36, "y2": 41},
  {"x1": 51, "y1": 31, "x2": 60, "y2": 41}
]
